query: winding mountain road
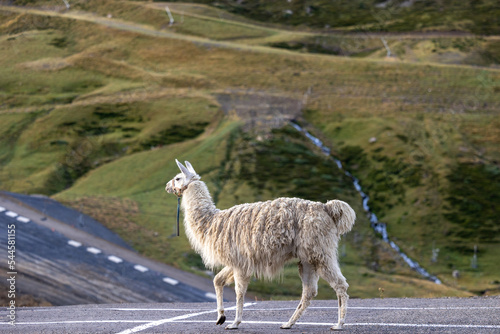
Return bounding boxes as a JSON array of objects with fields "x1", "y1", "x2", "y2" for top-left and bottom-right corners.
[{"x1": 0, "y1": 192, "x2": 236, "y2": 305}]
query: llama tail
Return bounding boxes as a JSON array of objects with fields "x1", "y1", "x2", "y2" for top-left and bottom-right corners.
[{"x1": 325, "y1": 200, "x2": 356, "y2": 235}]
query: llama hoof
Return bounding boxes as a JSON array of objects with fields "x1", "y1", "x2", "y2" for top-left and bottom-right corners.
[
  {"x1": 331, "y1": 323, "x2": 344, "y2": 331},
  {"x1": 216, "y1": 315, "x2": 226, "y2": 325},
  {"x1": 280, "y1": 323, "x2": 292, "y2": 329},
  {"x1": 225, "y1": 323, "x2": 239, "y2": 330}
]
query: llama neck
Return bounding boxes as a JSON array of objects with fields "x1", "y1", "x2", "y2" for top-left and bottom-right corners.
[
  {"x1": 181, "y1": 181, "x2": 218, "y2": 227},
  {"x1": 180, "y1": 180, "x2": 221, "y2": 268}
]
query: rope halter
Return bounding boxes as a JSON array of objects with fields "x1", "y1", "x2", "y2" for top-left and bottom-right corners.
[{"x1": 173, "y1": 185, "x2": 187, "y2": 237}]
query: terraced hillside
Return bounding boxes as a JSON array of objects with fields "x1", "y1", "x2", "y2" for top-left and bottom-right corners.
[{"x1": 0, "y1": 0, "x2": 499, "y2": 300}]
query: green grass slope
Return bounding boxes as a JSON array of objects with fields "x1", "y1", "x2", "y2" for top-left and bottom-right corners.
[
  {"x1": 0, "y1": 1, "x2": 498, "y2": 298},
  {"x1": 171, "y1": 0, "x2": 500, "y2": 35},
  {"x1": 54, "y1": 122, "x2": 472, "y2": 299}
]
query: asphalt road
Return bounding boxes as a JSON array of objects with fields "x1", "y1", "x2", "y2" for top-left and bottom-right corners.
[
  {"x1": 0, "y1": 193, "x2": 236, "y2": 305},
  {"x1": 1, "y1": 297, "x2": 499, "y2": 333},
  {"x1": 2, "y1": 191, "x2": 133, "y2": 250}
]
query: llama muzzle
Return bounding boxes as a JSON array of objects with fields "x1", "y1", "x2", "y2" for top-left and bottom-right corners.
[
  {"x1": 165, "y1": 180, "x2": 186, "y2": 196},
  {"x1": 174, "y1": 185, "x2": 187, "y2": 197},
  {"x1": 166, "y1": 181, "x2": 187, "y2": 197}
]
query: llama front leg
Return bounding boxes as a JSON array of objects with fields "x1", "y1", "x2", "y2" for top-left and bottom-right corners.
[
  {"x1": 214, "y1": 267, "x2": 234, "y2": 326},
  {"x1": 225, "y1": 271, "x2": 251, "y2": 330},
  {"x1": 281, "y1": 262, "x2": 319, "y2": 329}
]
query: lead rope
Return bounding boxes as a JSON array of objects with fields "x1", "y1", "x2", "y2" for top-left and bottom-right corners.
[{"x1": 176, "y1": 196, "x2": 181, "y2": 237}]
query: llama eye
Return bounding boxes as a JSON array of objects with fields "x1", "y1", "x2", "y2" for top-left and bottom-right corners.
[{"x1": 175, "y1": 178, "x2": 180, "y2": 181}]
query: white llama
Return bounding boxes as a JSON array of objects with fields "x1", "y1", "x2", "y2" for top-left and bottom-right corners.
[{"x1": 166, "y1": 160, "x2": 356, "y2": 330}]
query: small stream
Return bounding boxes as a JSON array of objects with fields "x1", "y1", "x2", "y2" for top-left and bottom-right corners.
[{"x1": 291, "y1": 123, "x2": 442, "y2": 284}]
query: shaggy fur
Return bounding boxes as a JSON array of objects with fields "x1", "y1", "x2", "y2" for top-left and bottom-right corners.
[{"x1": 166, "y1": 160, "x2": 356, "y2": 330}]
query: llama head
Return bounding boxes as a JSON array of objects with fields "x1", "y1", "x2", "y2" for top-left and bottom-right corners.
[{"x1": 165, "y1": 159, "x2": 200, "y2": 197}]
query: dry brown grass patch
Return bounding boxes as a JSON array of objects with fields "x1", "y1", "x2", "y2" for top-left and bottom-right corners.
[
  {"x1": 62, "y1": 196, "x2": 140, "y2": 238},
  {"x1": 18, "y1": 57, "x2": 71, "y2": 71}
]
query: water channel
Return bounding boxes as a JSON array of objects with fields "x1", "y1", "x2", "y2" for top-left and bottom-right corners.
[{"x1": 291, "y1": 122, "x2": 442, "y2": 284}]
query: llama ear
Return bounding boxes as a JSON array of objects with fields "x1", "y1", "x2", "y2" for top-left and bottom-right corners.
[
  {"x1": 176, "y1": 159, "x2": 190, "y2": 177},
  {"x1": 184, "y1": 161, "x2": 197, "y2": 176}
]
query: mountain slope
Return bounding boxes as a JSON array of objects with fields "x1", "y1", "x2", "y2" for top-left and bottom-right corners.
[
  {"x1": 176, "y1": 0, "x2": 500, "y2": 35},
  {"x1": 0, "y1": 1, "x2": 499, "y2": 298}
]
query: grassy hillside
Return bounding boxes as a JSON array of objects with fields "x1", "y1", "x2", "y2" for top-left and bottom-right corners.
[
  {"x1": 169, "y1": 0, "x2": 500, "y2": 35},
  {"x1": 0, "y1": 1, "x2": 499, "y2": 298}
]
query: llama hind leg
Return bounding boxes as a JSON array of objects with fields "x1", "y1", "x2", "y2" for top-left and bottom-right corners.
[
  {"x1": 214, "y1": 267, "x2": 234, "y2": 326},
  {"x1": 281, "y1": 262, "x2": 319, "y2": 329},
  {"x1": 318, "y1": 262, "x2": 349, "y2": 330},
  {"x1": 226, "y1": 270, "x2": 251, "y2": 330}
]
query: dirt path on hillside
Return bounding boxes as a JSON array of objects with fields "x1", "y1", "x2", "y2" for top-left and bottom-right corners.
[
  {"x1": 1, "y1": 3, "x2": 499, "y2": 116},
  {"x1": 0, "y1": 5, "x2": 294, "y2": 54},
  {"x1": 0, "y1": 88, "x2": 212, "y2": 114}
]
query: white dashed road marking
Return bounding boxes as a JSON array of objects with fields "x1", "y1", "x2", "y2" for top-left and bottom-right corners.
[
  {"x1": 204, "y1": 292, "x2": 217, "y2": 300},
  {"x1": 16, "y1": 216, "x2": 30, "y2": 223},
  {"x1": 134, "y1": 265, "x2": 149, "y2": 273},
  {"x1": 86, "y1": 247, "x2": 102, "y2": 255},
  {"x1": 162, "y1": 277, "x2": 179, "y2": 285},
  {"x1": 108, "y1": 255, "x2": 123, "y2": 263},
  {"x1": 68, "y1": 240, "x2": 82, "y2": 247},
  {"x1": 0, "y1": 206, "x2": 5, "y2": 212},
  {"x1": 5, "y1": 211, "x2": 18, "y2": 218}
]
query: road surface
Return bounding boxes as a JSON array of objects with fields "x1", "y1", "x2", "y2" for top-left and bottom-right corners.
[{"x1": 1, "y1": 297, "x2": 499, "y2": 333}]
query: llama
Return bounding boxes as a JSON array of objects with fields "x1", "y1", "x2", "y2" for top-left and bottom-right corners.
[{"x1": 165, "y1": 160, "x2": 356, "y2": 330}]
